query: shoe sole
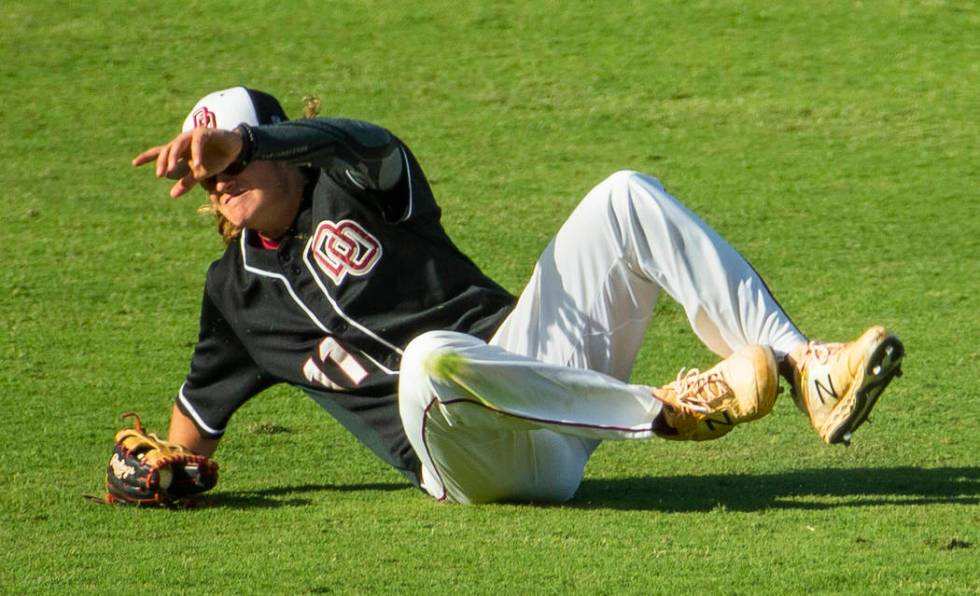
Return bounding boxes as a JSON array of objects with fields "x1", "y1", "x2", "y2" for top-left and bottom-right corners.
[{"x1": 822, "y1": 334, "x2": 905, "y2": 445}]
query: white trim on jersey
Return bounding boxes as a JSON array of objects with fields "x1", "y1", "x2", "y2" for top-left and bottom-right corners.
[
  {"x1": 300, "y1": 234, "x2": 405, "y2": 358},
  {"x1": 360, "y1": 350, "x2": 398, "y2": 376},
  {"x1": 394, "y1": 146, "x2": 415, "y2": 224},
  {"x1": 239, "y1": 231, "x2": 401, "y2": 374},
  {"x1": 240, "y1": 232, "x2": 331, "y2": 334},
  {"x1": 344, "y1": 168, "x2": 366, "y2": 190},
  {"x1": 177, "y1": 383, "x2": 225, "y2": 436}
]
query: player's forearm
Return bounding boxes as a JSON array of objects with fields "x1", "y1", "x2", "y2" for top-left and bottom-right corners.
[
  {"x1": 241, "y1": 118, "x2": 404, "y2": 191},
  {"x1": 167, "y1": 403, "x2": 220, "y2": 457}
]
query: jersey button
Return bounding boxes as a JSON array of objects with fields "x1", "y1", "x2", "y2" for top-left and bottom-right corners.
[
  {"x1": 290, "y1": 265, "x2": 302, "y2": 275},
  {"x1": 279, "y1": 252, "x2": 291, "y2": 263}
]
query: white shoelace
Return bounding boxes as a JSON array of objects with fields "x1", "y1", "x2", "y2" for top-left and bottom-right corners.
[{"x1": 668, "y1": 368, "x2": 730, "y2": 415}]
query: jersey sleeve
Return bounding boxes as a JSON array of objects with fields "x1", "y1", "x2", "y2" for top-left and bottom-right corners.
[
  {"x1": 176, "y1": 287, "x2": 276, "y2": 438},
  {"x1": 241, "y1": 118, "x2": 439, "y2": 223},
  {"x1": 246, "y1": 118, "x2": 402, "y2": 190}
]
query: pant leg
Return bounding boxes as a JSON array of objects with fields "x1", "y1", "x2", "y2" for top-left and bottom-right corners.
[
  {"x1": 400, "y1": 170, "x2": 808, "y2": 503},
  {"x1": 398, "y1": 331, "x2": 659, "y2": 503},
  {"x1": 492, "y1": 170, "x2": 807, "y2": 368}
]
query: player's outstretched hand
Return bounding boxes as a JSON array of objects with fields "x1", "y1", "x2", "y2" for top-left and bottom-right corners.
[{"x1": 132, "y1": 128, "x2": 243, "y2": 198}]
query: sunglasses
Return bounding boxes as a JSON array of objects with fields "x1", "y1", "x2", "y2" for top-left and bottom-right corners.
[
  {"x1": 165, "y1": 159, "x2": 226, "y2": 194},
  {"x1": 200, "y1": 172, "x2": 240, "y2": 193}
]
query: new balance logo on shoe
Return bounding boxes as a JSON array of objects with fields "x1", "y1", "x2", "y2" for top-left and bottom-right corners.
[
  {"x1": 813, "y1": 377, "x2": 838, "y2": 404},
  {"x1": 704, "y1": 411, "x2": 734, "y2": 432}
]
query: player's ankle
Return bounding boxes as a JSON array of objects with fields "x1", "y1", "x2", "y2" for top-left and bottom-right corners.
[
  {"x1": 782, "y1": 342, "x2": 811, "y2": 389},
  {"x1": 778, "y1": 354, "x2": 799, "y2": 390}
]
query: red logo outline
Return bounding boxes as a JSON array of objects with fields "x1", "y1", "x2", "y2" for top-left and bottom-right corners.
[
  {"x1": 192, "y1": 107, "x2": 217, "y2": 129},
  {"x1": 311, "y1": 220, "x2": 382, "y2": 285}
]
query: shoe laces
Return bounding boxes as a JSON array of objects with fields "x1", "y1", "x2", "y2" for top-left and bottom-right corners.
[{"x1": 666, "y1": 368, "x2": 731, "y2": 417}]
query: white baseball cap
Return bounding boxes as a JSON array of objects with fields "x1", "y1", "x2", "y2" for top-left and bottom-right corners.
[
  {"x1": 181, "y1": 86, "x2": 288, "y2": 132},
  {"x1": 165, "y1": 86, "x2": 289, "y2": 179}
]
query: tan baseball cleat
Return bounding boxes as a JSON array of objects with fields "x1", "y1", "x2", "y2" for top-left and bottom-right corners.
[
  {"x1": 791, "y1": 325, "x2": 904, "y2": 446},
  {"x1": 653, "y1": 345, "x2": 779, "y2": 441}
]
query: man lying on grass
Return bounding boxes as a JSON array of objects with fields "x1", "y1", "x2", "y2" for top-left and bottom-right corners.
[{"x1": 110, "y1": 86, "x2": 904, "y2": 505}]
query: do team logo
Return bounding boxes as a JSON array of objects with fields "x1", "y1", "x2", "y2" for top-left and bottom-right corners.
[
  {"x1": 192, "y1": 107, "x2": 217, "y2": 129},
  {"x1": 311, "y1": 219, "x2": 382, "y2": 285}
]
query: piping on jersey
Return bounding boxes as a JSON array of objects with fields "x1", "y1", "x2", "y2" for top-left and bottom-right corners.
[
  {"x1": 238, "y1": 230, "x2": 402, "y2": 372},
  {"x1": 344, "y1": 170, "x2": 363, "y2": 189},
  {"x1": 240, "y1": 233, "x2": 332, "y2": 335},
  {"x1": 291, "y1": 144, "x2": 413, "y2": 363},
  {"x1": 241, "y1": 147, "x2": 415, "y2": 363},
  {"x1": 300, "y1": 234, "x2": 403, "y2": 365},
  {"x1": 177, "y1": 383, "x2": 225, "y2": 436},
  {"x1": 394, "y1": 147, "x2": 415, "y2": 224},
  {"x1": 179, "y1": 243, "x2": 336, "y2": 436},
  {"x1": 360, "y1": 350, "x2": 397, "y2": 375},
  {"x1": 180, "y1": 203, "x2": 414, "y2": 433}
]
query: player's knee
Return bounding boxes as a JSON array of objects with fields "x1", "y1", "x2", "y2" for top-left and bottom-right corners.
[
  {"x1": 599, "y1": 170, "x2": 672, "y2": 211},
  {"x1": 603, "y1": 170, "x2": 690, "y2": 226},
  {"x1": 401, "y1": 330, "x2": 483, "y2": 384},
  {"x1": 402, "y1": 331, "x2": 453, "y2": 382},
  {"x1": 602, "y1": 169, "x2": 663, "y2": 194},
  {"x1": 605, "y1": 169, "x2": 643, "y2": 185}
]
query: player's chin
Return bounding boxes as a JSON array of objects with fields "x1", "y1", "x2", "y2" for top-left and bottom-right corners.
[
  {"x1": 218, "y1": 195, "x2": 255, "y2": 222},
  {"x1": 217, "y1": 204, "x2": 252, "y2": 229}
]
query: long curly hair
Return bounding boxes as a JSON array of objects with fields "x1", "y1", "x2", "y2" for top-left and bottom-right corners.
[{"x1": 200, "y1": 95, "x2": 321, "y2": 246}]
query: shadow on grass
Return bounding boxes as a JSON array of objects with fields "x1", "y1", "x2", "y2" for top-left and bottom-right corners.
[
  {"x1": 572, "y1": 466, "x2": 980, "y2": 512},
  {"x1": 196, "y1": 467, "x2": 977, "y2": 511},
  {"x1": 207, "y1": 482, "x2": 412, "y2": 509}
]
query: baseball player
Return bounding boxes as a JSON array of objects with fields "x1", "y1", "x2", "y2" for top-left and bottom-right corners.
[{"x1": 130, "y1": 86, "x2": 904, "y2": 504}]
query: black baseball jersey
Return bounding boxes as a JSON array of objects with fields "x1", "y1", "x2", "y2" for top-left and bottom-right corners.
[{"x1": 176, "y1": 118, "x2": 516, "y2": 484}]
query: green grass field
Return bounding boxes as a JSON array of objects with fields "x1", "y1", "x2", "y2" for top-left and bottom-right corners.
[{"x1": 1, "y1": 0, "x2": 978, "y2": 593}]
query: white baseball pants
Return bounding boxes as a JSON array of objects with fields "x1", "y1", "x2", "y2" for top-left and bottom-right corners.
[{"x1": 399, "y1": 171, "x2": 807, "y2": 503}]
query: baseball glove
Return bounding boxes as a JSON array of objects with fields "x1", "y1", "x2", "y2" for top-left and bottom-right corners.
[{"x1": 102, "y1": 412, "x2": 218, "y2": 506}]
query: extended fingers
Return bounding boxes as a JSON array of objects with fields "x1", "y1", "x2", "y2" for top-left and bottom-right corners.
[
  {"x1": 154, "y1": 142, "x2": 173, "y2": 178},
  {"x1": 189, "y1": 129, "x2": 210, "y2": 178},
  {"x1": 134, "y1": 130, "x2": 238, "y2": 197},
  {"x1": 132, "y1": 145, "x2": 163, "y2": 168},
  {"x1": 169, "y1": 170, "x2": 200, "y2": 199},
  {"x1": 133, "y1": 133, "x2": 193, "y2": 178},
  {"x1": 164, "y1": 159, "x2": 191, "y2": 181},
  {"x1": 164, "y1": 133, "x2": 193, "y2": 178}
]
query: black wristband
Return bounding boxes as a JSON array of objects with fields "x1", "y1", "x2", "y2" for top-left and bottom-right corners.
[{"x1": 223, "y1": 124, "x2": 256, "y2": 175}]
